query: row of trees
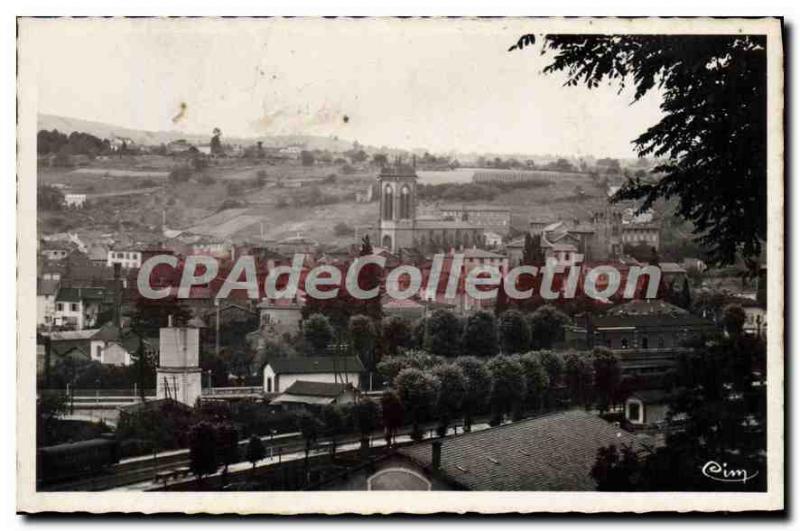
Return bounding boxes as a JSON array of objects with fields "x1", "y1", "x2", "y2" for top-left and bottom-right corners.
[
  {"x1": 298, "y1": 306, "x2": 571, "y2": 373},
  {"x1": 377, "y1": 347, "x2": 623, "y2": 440}
]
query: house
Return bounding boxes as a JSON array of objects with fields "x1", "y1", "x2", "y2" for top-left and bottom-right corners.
[
  {"x1": 262, "y1": 356, "x2": 364, "y2": 394},
  {"x1": 382, "y1": 298, "x2": 425, "y2": 321},
  {"x1": 569, "y1": 299, "x2": 717, "y2": 351},
  {"x1": 45, "y1": 324, "x2": 150, "y2": 366},
  {"x1": 483, "y1": 231, "x2": 503, "y2": 248},
  {"x1": 324, "y1": 410, "x2": 643, "y2": 491},
  {"x1": 270, "y1": 381, "x2": 358, "y2": 408},
  {"x1": 107, "y1": 248, "x2": 142, "y2": 269},
  {"x1": 64, "y1": 193, "x2": 87, "y2": 208},
  {"x1": 53, "y1": 287, "x2": 111, "y2": 330},
  {"x1": 37, "y1": 278, "x2": 60, "y2": 328},
  {"x1": 438, "y1": 204, "x2": 511, "y2": 235},
  {"x1": 258, "y1": 296, "x2": 304, "y2": 333}
]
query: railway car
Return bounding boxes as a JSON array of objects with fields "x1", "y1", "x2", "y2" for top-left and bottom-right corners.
[{"x1": 36, "y1": 437, "x2": 119, "y2": 486}]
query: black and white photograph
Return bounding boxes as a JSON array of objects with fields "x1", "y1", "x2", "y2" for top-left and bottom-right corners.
[{"x1": 13, "y1": 15, "x2": 784, "y2": 514}]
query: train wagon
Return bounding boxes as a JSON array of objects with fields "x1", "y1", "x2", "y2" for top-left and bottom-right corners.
[{"x1": 36, "y1": 437, "x2": 119, "y2": 486}]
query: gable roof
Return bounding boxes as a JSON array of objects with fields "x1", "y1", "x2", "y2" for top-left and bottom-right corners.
[
  {"x1": 399, "y1": 409, "x2": 642, "y2": 491},
  {"x1": 266, "y1": 356, "x2": 364, "y2": 374},
  {"x1": 282, "y1": 380, "x2": 353, "y2": 398}
]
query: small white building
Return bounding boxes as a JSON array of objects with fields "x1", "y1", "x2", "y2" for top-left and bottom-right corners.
[
  {"x1": 625, "y1": 390, "x2": 671, "y2": 428},
  {"x1": 263, "y1": 356, "x2": 364, "y2": 394},
  {"x1": 107, "y1": 249, "x2": 142, "y2": 269},
  {"x1": 64, "y1": 193, "x2": 87, "y2": 208}
]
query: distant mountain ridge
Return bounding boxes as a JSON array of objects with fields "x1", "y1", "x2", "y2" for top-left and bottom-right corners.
[{"x1": 37, "y1": 113, "x2": 359, "y2": 152}]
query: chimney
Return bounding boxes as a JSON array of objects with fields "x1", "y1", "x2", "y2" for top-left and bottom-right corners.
[{"x1": 432, "y1": 440, "x2": 442, "y2": 471}]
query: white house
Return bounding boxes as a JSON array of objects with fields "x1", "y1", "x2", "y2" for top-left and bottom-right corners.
[
  {"x1": 53, "y1": 287, "x2": 109, "y2": 330},
  {"x1": 64, "y1": 193, "x2": 87, "y2": 208},
  {"x1": 47, "y1": 324, "x2": 143, "y2": 366},
  {"x1": 107, "y1": 249, "x2": 142, "y2": 269},
  {"x1": 263, "y1": 356, "x2": 364, "y2": 394}
]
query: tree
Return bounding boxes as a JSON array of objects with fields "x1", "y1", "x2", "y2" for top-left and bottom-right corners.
[
  {"x1": 593, "y1": 333, "x2": 766, "y2": 491},
  {"x1": 228, "y1": 350, "x2": 254, "y2": 384},
  {"x1": 303, "y1": 313, "x2": 334, "y2": 355},
  {"x1": 519, "y1": 352, "x2": 549, "y2": 411},
  {"x1": 394, "y1": 367, "x2": 441, "y2": 441},
  {"x1": 527, "y1": 305, "x2": 570, "y2": 350},
  {"x1": 563, "y1": 352, "x2": 593, "y2": 406},
  {"x1": 380, "y1": 390, "x2": 405, "y2": 447},
  {"x1": 189, "y1": 421, "x2": 219, "y2": 481},
  {"x1": 296, "y1": 411, "x2": 322, "y2": 476},
  {"x1": 217, "y1": 423, "x2": 240, "y2": 481},
  {"x1": 722, "y1": 304, "x2": 747, "y2": 337},
  {"x1": 461, "y1": 311, "x2": 498, "y2": 358},
  {"x1": 531, "y1": 34, "x2": 767, "y2": 266},
  {"x1": 498, "y1": 309, "x2": 531, "y2": 355},
  {"x1": 352, "y1": 397, "x2": 381, "y2": 448},
  {"x1": 372, "y1": 153, "x2": 388, "y2": 167},
  {"x1": 455, "y1": 356, "x2": 491, "y2": 431},
  {"x1": 210, "y1": 127, "x2": 223, "y2": 156},
  {"x1": 38, "y1": 185, "x2": 65, "y2": 211},
  {"x1": 301, "y1": 150, "x2": 315, "y2": 166},
  {"x1": 321, "y1": 404, "x2": 346, "y2": 458},
  {"x1": 432, "y1": 363, "x2": 466, "y2": 436},
  {"x1": 485, "y1": 355, "x2": 527, "y2": 424},
  {"x1": 423, "y1": 309, "x2": 462, "y2": 357},
  {"x1": 245, "y1": 434, "x2": 266, "y2": 473},
  {"x1": 381, "y1": 316, "x2": 413, "y2": 357},
  {"x1": 591, "y1": 348, "x2": 621, "y2": 413},
  {"x1": 349, "y1": 314, "x2": 376, "y2": 370}
]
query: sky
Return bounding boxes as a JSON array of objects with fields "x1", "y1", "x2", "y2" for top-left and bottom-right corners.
[{"x1": 23, "y1": 18, "x2": 664, "y2": 158}]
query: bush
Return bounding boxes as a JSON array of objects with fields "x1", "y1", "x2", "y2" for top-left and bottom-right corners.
[
  {"x1": 333, "y1": 222, "x2": 353, "y2": 237},
  {"x1": 169, "y1": 166, "x2": 192, "y2": 183}
]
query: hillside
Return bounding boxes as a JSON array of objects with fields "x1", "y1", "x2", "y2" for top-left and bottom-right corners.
[{"x1": 37, "y1": 113, "x2": 358, "y2": 151}]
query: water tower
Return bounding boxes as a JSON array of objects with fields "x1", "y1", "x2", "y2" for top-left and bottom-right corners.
[{"x1": 156, "y1": 316, "x2": 202, "y2": 406}]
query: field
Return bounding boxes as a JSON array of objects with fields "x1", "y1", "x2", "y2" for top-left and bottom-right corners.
[{"x1": 38, "y1": 154, "x2": 627, "y2": 248}]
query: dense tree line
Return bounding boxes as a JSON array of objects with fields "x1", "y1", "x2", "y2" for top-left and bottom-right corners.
[{"x1": 37, "y1": 129, "x2": 111, "y2": 157}]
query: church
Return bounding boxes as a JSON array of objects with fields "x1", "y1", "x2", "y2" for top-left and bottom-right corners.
[{"x1": 377, "y1": 160, "x2": 485, "y2": 254}]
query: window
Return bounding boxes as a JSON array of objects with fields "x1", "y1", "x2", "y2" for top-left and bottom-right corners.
[
  {"x1": 95, "y1": 345, "x2": 102, "y2": 359},
  {"x1": 383, "y1": 185, "x2": 394, "y2": 220},
  {"x1": 627, "y1": 402, "x2": 641, "y2": 423},
  {"x1": 266, "y1": 377, "x2": 272, "y2": 393},
  {"x1": 400, "y1": 185, "x2": 411, "y2": 219},
  {"x1": 56, "y1": 303, "x2": 63, "y2": 312},
  {"x1": 70, "y1": 303, "x2": 79, "y2": 312}
]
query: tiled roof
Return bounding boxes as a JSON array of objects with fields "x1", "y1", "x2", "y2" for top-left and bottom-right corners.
[
  {"x1": 282, "y1": 380, "x2": 352, "y2": 397},
  {"x1": 460, "y1": 248, "x2": 506, "y2": 259},
  {"x1": 55, "y1": 286, "x2": 110, "y2": 302},
  {"x1": 266, "y1": 356, "x2": 364, "y2": 374},
  {"x1": 399, "y1": 410, "x2": 642, "y2": 491}
]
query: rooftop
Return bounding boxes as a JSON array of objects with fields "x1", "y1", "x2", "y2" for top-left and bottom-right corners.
[
  {"x1": 399, "y1": 409, "x2": 642, "y2": 491},
  {"x1": 282, "y1": 380, "x2": 353, "y2": 398},
  {"x1": 266, "y1": 356, "x2": 365, "y2": 375}
]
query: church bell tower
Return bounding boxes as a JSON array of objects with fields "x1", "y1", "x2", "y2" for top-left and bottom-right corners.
[{"x1": 378, "y1": 157, "x2": 417, "y2": 253}]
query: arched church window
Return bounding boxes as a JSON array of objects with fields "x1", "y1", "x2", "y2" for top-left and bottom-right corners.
[
  {"x1": 400, "y1": 185, "x2": 411, "y2": 219},
  {"x1": 383, "y1": 185, "x2": 393, "y2": 220}
]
